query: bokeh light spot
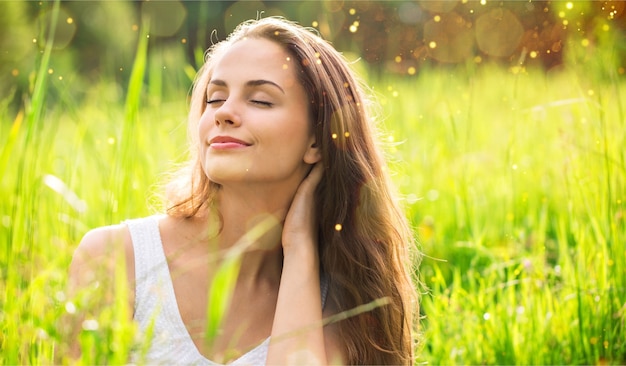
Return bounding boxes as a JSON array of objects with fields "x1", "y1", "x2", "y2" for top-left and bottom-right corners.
[
  {"x1": 476, "y1": 9, "x2": 524, "y2": 57},
  {"x1": 419, "y1": 1, "x2": 457, "y2": 14},
  {"x1": 141, "y1": 0, "x2": 187, "y2": 37},
  {"x1": 82, "y1": 319, "x2": 99, "y2": 331},
  {"x1": 37, "y1": 6, "x2": 77, "y2": 50},
  {"x1": 424, "y1": 11, "x2": 474, "y2": 63},
  {"x1": 398, "y1": 2, "x2": 423, "y2": 24}
]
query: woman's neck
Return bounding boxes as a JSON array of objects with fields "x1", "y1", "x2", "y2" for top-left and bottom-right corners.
[{"x1": 210, "y1": 183, "x2": 298, "y2": 287}]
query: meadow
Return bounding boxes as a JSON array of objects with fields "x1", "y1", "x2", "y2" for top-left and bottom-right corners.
[{"x1": 1, "y1": 6, "x2": 625, "y2": 365}]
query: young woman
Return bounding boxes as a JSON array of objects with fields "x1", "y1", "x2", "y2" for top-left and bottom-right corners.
[{"x1": 70, "y1": 17, "x2": 419, "y2": 365}]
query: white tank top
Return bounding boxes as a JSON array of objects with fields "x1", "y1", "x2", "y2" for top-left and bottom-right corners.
[{"x1": 127, "y1": 215, "x2": 329, "y2": 365}]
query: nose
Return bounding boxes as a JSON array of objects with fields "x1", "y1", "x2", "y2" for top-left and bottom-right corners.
[{"x1": 213, "y1": 98, "x2": 241, "y2": 127}]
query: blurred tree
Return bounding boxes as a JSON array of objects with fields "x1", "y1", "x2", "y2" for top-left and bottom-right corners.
[{"x1": 1, "y1": 0, "x2": 624, "y2": 112}]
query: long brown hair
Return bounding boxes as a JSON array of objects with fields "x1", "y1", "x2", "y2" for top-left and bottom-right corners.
[{"x1": 167, "y1": 17, "x2": 419, "y2": 364}]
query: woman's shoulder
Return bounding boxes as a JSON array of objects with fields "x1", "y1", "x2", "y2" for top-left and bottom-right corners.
[
  {"x1": 70, "y1": 218, "x2": 144, "y2": 290},
  {"x1": 76, "y1": 215, "x2": 165, "y2": 255},
  {"x1": 75, "y1": 222, "x2": 132, "y2": 259}
]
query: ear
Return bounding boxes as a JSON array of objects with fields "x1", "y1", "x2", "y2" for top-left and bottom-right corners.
[{"x1": 303, "y1": 135, "x2": 321, "y2": 164}]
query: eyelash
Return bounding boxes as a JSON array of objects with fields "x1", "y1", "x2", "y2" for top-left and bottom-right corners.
[
  {"x1": 251, "y1": 100, "x2": 273, "y2": 107},
  {"x1": 205, "y1": 99, "x2": 273, "y2": 107}
]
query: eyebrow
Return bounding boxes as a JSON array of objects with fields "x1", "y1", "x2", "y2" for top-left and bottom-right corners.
[{"x1": 209, "y1": 79, "x2": 285, "y2": 94}]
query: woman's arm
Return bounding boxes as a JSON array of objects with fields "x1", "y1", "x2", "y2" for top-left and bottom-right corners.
[
  {"x1": 266, "y1": 164, "x2": 346, "y2": 364},
  {"x1": 65, "y1": 225, "x2": 135, "y2": 359}
]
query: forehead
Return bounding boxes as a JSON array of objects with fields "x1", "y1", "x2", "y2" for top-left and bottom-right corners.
[{"x1": 210, "y1": 37, "x2": 296, "y2": 84}]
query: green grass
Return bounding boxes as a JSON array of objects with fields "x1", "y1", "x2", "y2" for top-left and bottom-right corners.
[
  {"x1": 1, "y1": 14, "x2": 625, "y2": 366},
  {"x1": 384, "y1": 65, "x2": 626, "y2": 364}
]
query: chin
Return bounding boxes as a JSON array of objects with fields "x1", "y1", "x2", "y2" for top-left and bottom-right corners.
[
  {"x1": 205, "y1": 169, "x2": 251, "y2": 185},
  {"x1": 203, "y1": 156, "x2": 254, "y2": 183}
]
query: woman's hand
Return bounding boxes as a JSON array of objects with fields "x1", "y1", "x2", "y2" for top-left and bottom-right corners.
[
  {"x1": 281, "y1": 163, "x2": 324, "y2": 256},
  {"x1": 268, "y1": 162, "x2": 329, "y2": 365}
]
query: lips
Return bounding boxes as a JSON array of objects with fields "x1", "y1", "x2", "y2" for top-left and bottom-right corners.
[{"x1": 209, "y1": 135, "x2": 251, "y2": 149}]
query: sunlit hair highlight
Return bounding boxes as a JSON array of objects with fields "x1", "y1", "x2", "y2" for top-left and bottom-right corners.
[{"x1": 167, "y1": 17, "x2": 419, "y2": 364}]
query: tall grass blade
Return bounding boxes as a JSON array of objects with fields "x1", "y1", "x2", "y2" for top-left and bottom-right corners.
[{"x1": 205, "y1": 215, "x2": 279, "y2": 345}]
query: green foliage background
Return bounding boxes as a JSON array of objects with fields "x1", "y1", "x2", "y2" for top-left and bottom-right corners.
[{"x1": 1, "y1": 1, "x2": 625, "y2": 364}]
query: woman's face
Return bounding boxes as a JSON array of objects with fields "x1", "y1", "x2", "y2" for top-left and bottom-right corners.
[{"x1": 198, "y1": 37, "x2": 320, "y2": 188}]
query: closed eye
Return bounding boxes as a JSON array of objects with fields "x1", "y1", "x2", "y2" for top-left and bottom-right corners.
[
  {"x1": 206, "y1": 99, "x2": 225, "y2": 105},
  {"x1": 251, "y1": 100, "x2": 273, "y2": 107}
]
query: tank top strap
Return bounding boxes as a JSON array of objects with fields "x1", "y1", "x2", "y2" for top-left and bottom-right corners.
[
  {"x1": 126, "y1": 216, "x2": 169, "y2": 293},
  {"x1": 126, "y1": 215, "x2": 184, "y2": 331}
]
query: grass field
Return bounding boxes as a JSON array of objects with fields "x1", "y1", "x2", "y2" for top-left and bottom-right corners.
[{"x1": 1, "y1": 9, "x2": 625, "y2": 364}]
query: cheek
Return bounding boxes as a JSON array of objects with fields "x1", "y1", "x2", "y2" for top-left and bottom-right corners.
[{"x1": 197, "y1": 108, "x2": 213, "y2": 143}]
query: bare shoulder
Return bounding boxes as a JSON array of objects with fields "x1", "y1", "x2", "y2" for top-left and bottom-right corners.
[
  {"x1": 74, "y1": 224, "x2": 131, "y2": 257},
  {"x1": 72, "y1": 224, "x2": 132, "y2": 262},
  {"x1": 69, "y1": 223, "x2": 134, "y2": 291},
  {"x1": 66, "y1": 222, "x2": 136, "y2": 355}
]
